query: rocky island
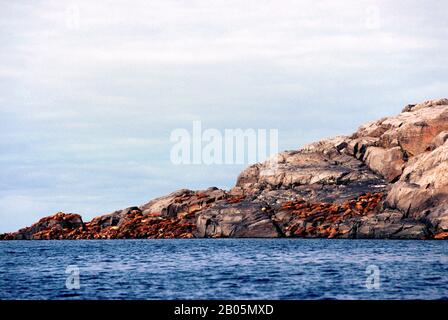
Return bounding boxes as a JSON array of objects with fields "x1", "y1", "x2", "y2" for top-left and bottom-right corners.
[{"x1": 2, "y1": 98, "x2": 448, "y2": 240}]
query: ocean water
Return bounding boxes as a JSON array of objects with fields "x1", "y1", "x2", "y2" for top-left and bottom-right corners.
[{"x1": 0, "y1": 239, "x2": 447, "y2": 300}]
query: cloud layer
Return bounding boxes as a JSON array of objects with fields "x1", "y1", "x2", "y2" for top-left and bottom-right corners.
[{"x1": 1, "y1": 0, "x2": 447, "y2": 232}]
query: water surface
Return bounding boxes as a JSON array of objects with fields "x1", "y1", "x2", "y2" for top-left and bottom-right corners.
[{"x1": 0, "y1": 239, "x2": 447, "y2": 299}]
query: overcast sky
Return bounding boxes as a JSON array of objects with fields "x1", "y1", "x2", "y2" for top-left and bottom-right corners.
[{"x1": 1, "y1": 0, "x2": 447, "y2": 232}]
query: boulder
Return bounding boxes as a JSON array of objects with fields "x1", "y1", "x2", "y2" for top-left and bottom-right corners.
[
  {"x1": 90, "y1": 207, "x2": 141, "y2": 229},
  {"x1": 364, "y1": 146, "x2": 405, "y2": 182},
  {"x1": 195, "y1": 201, "x2": 280, "y2": 238},
  {"x1": 427, "y1": 131, "x2": 448, "y2": 151},
  {"x1": 140, "y1": 188, "x2": 226, "y2": 218}
]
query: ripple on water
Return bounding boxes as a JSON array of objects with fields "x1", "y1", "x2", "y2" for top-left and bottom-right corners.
[{"x1": 0, "y1": 239, "x2": 447, "y2": 300}]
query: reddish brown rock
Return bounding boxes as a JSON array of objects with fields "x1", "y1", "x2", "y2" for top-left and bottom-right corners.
[
  {"x1": 353, "y1": 98, "x2": 448, "y2": 157},
  {"x1": 434, "y1": 232, "x2": 448, "y2": 240},
  {"x1": 272, "y1": 193, "x2": 384, "y2": 238},
  {"x1": 1, "y1": 212, "x2": 84, "y2": 240}
]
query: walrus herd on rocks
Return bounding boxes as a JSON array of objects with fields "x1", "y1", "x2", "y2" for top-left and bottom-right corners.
[{"x1": 2, "y1": 98, "x2": 448, "y2": 240}]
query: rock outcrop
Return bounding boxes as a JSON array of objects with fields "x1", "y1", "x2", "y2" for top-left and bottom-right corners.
[
  {"x1": 1, "y1": 213, "x2": 85, "y2": 240},
  {"x1": 1, "y1": 98, "x2": 448, "y2": 240}
]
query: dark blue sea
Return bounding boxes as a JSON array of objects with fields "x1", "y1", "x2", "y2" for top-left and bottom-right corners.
[{"x1": 0, "y1": 239, "x2": 447, "y2": 300}]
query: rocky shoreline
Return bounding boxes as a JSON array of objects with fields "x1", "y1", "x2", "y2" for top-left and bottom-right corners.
[{"x1": 2, "y1": 98, "x2": 448, "y2": 240}]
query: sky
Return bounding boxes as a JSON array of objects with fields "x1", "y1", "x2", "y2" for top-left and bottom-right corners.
[{"x1": 1, "y1": 0, "x2": 447, "y2": 232}]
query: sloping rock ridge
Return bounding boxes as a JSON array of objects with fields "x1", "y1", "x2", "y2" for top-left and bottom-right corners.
[{"x1": 2, "y1": 98, "x2": 448, "y2": 240}]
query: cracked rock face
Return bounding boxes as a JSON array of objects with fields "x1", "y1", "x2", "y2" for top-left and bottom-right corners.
[{"x1": 1, "y1": 98, "x2": 448, "y2": 240}]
